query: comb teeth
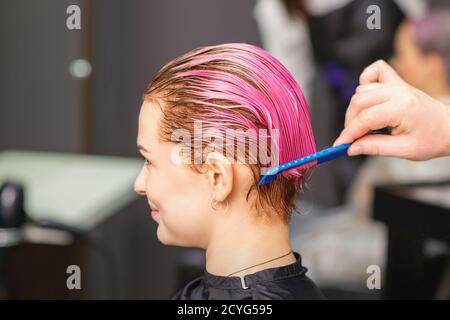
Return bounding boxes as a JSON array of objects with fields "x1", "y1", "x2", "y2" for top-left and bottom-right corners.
[
  {"x1": 257, "y1": 160, "x2": 317, "y2": 187},
  {"x1": 258, "y1": 173, "x2": 277, "y2": 186},
  {"x1": 258, "y1": 167, "x2": 279, "y2": 186},
  {"x1": 257, "y1": 144, "x2": 351, "y2": 186}
]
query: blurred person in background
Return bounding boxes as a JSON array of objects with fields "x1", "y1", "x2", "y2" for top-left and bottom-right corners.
[
  {"x1": 255, "y1": 0, "x2": 425, "y2": 206},
  {"x1": 351, "y1": 7, "x2": 450, "y2": 221},
  {"x1": 275, "y1": 2, "x2": 450, "y2": 296},
  {"x1": 391, "y1": 10, "x2": 450, "y2": 102},
  {"x1": 329, "y1": 7, "x2": 450, "y2": 298}
]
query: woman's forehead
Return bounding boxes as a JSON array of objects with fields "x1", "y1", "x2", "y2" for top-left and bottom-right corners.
[{"x1": 137, "y1": 101, "x2": 162, "y2": 148}]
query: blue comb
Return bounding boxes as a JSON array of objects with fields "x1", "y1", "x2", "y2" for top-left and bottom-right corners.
[{"x1": 258, "y1": 143, "x2": 351, "y2": 186}]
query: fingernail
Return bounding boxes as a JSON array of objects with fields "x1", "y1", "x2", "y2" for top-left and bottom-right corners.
[
  {"x1": 333, "y1": 138, "x2": 341, "y2": 146},
  {"x1": 349, "y1": 146, "x2": 362, "y2": 156}
]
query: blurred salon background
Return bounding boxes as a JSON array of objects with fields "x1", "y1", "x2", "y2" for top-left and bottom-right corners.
[{"x1": 0, "y1": 0, "x2": 449, "y2": 299}]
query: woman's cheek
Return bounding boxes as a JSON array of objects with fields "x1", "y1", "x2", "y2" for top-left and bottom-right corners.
[{"x1": 158, "y1": 200, "x2": 210, "y2": 247}]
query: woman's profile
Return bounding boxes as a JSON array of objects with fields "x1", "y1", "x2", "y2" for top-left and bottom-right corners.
[{"x1": 134, "y1": 43, "x2": 324, "y2": 300}]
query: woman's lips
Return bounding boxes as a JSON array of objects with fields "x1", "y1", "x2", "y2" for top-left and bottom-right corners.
[{"x1": 148, "y1": 201, "x2": 159, "y2": 219}]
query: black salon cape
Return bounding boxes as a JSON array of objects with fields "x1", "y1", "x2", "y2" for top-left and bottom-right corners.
[{"x1": 172, "y1": 252, "x2": 325, "y2": 300}]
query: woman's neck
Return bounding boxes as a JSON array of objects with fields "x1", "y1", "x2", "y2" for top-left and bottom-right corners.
[{"x1": 205, "y1": 210, "x2": 296, "y2": 278}]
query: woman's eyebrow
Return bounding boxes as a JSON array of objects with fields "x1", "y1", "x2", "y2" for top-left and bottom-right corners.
[{"x1": 137, "y1": 144, "x2": 151, "y2": 154}]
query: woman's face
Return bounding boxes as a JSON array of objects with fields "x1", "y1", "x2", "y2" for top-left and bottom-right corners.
[{"x1": 134, "y1": 101, "x2": 215, "y2": 248}]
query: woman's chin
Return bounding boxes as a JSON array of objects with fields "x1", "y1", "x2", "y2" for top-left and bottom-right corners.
[
  {"x1": 156, "y1": 227, "x2": 196, "y2": 247},
  {"x1": 156, "y1": 226, "x2": 178, "y2": 246},
  {"x1": 156, "y1": 227, "x2": 169, "y2": 244}
]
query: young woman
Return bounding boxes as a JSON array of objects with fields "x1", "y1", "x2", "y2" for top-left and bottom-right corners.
[{"x1": 134, "y1": 43, "x2": 324, "y2": 299}]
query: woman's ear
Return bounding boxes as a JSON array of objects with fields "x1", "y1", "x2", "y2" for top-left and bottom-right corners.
[{"x1": 205, "y1": 152, "x2": 233, "y2": 202}]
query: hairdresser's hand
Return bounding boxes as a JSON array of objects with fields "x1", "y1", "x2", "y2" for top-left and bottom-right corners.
[{"x1": 334, "y1": 60, "x2": 450, "y2": 161}]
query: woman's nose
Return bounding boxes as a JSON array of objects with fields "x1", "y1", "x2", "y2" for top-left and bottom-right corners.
[{"x1": 134, "y1": 167, "x2": 147, "y2": 196}]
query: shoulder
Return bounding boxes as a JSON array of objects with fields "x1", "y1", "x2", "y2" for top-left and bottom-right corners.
[
  {"x1": 245, "y1": 253, "x2": 326, "y2": 300},
  {"x1": 171, "y1": 276, "x2": 206, "y2": 300},
  {"x1": 252, "y1": 274, "x2": 326, "y2": 300}
]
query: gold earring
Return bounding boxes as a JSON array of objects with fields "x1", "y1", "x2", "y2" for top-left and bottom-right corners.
[
  {"x1": 211, "y1": 199, "x2": 220, "y2": 211},
  {"x1": 211, "y1": 195, "x2": 229, "y2": 213}
]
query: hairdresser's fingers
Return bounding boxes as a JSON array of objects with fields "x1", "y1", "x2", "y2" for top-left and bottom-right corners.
[
  {"x1": 355, "y1": 83, "x2": 385, "y2": 93},
  {"x1": 347, "y1": 134, "x2": 411, "y2": 158},
  {"x1": 359, "y1": 60, "x2": 403, "y2": 85},
  {"x1": 334, "y1": 101, "x2": 402, "y2": 146},
  {"x1": 345, "y1": 86, "x2": 393, "y2": 127}
]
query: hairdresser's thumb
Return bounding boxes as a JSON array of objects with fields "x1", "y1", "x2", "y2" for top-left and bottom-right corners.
[
  {"x1": 347, "y1": 134, "x2": 402, "y2": 158},
  {"x1": 360, "y1": 60, "x2": 403, "y2": 85}
]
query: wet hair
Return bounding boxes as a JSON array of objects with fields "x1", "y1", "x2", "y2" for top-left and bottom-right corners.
[{"x1": 143, "y1": 43, "x2": 316, "y2": 223}]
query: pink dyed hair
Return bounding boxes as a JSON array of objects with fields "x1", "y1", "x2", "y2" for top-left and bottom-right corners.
[{"x1": 144, "y1": 43, "x2": 316, "y2": 222}]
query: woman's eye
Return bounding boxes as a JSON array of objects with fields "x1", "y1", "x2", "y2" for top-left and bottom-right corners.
[{"x1": 141, "y1": 155, "x2": 151, "y2": 167}]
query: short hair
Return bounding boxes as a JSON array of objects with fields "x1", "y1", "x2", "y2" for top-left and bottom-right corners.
[{"x1": 143, "y1": 43, "x2": 316, "y2": 223}]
